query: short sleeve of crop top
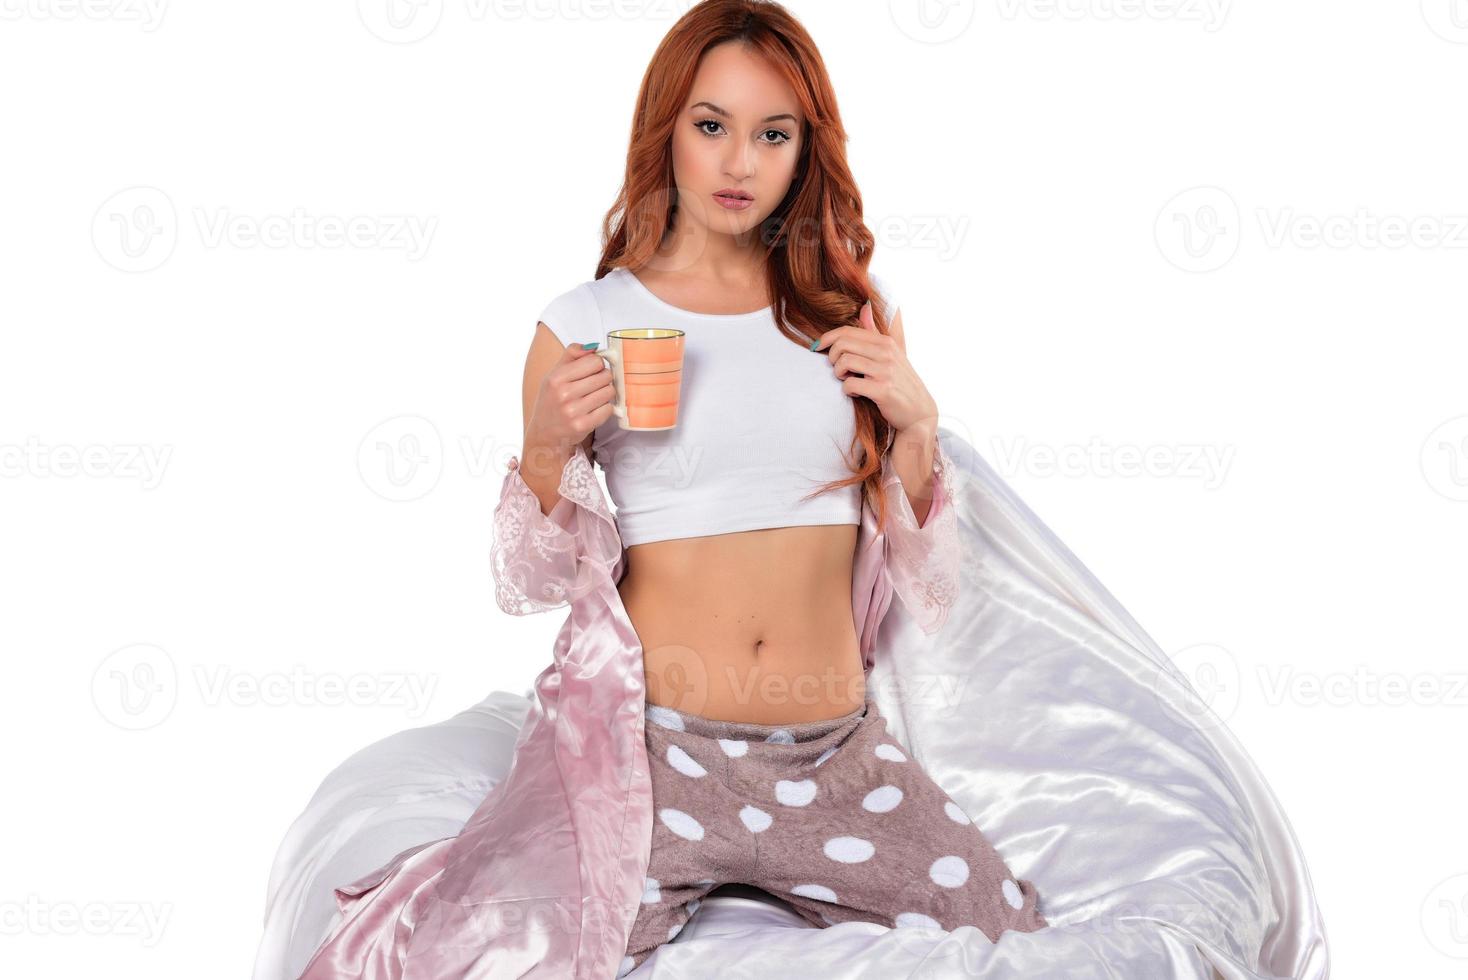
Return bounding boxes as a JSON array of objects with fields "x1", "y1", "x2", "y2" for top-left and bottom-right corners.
[
  {"x1": 537, "y1": 282, "x2": 603, "y2": 347},
  {"x1": 867, "y1": 271, "x2": 900, "y2": 323}
]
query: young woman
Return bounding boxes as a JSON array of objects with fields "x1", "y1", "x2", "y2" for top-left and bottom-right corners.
[{"x1": 296, "y1": 3, "x2": 1046, "y2": 977}]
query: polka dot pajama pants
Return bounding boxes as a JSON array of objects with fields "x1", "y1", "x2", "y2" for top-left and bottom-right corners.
[{"x1": 620, "y1": 694, "x2": 1048, "y2": 974}]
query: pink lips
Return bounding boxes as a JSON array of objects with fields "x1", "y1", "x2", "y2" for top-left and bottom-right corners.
[{"x1": 713, "y1": 189, "x2": 753, "y2": 211}]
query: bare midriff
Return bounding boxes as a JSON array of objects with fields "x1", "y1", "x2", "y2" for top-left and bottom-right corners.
[{"x1": 618, "y1": 523, "x2": 866, "y2": 725}]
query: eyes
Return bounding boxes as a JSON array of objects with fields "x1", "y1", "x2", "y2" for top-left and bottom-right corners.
[{"x1": 693, "y1": 117, "x2": 793, "y2": 146}]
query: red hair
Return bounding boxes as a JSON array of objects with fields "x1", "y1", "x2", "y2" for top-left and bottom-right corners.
[{"x1": 595, "y1": 0, "x2": 903, "y2": 534}]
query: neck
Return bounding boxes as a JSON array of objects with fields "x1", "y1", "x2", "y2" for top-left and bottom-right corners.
[{"x1": 646, "y1": 209, "x2": 769, "y2": 287}]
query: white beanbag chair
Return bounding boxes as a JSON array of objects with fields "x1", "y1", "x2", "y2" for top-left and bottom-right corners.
[{"x1": 253, "y1": 430, "x2": 1330, "y2": 980}]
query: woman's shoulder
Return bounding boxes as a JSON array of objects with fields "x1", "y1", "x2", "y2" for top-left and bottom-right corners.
[{"x1": 537, "y1": 272, "x2": 618, "y2": 346}]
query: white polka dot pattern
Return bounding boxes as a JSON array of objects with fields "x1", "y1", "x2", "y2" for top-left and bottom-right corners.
[
  {"x1": 646, "y1": 705, "x2": 684, "y2": 731},
  {"x1": 929, "y1": 855, "x2": 970, "y2": 888},
  {"x1": 862, "y1": 785, "x2": 903, "y2": 813},
  {"x1": 666, "y1": 744, "x2": 706, "y2": 778},
  {"x1": 739, "y1": 804, "x2": 772, "y2": 833},
  {"x1": 658, "y1": 807, "x2": 704, "y2": 841},
  {"x1": 775, "y1": 778, "x2": 818, "y2": 806},
  {"x1": 791, "y1": 883, "x2": 837, "y2": 903},
  {"x1": 630, "y1": 700, "x2": 1045, "y2": 965},
  {"x1": 894, "y1": 911, "x2": 943, "y2": 930},
  {"x1": 823, "y1": 836, "x2": 875, "y2": 863},
  {"x1": 718, "y1": 738, "x2": 748, "y2": 757}
]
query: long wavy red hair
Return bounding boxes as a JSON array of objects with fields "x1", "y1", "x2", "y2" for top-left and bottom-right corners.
[{"x1": 594, "y1": 0, "x2": 903, "y2": 534}]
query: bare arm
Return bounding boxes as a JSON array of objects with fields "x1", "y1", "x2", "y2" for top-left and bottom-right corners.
[
  {"x1": 878, "y1": 302, "x2": 958, "y2": 633},
  {"x1": 882, "y1": 308, "x2": 939, "y2": 527},
  {"x1": 518, "y1": 322, "x2": 614, "y2": 517}
]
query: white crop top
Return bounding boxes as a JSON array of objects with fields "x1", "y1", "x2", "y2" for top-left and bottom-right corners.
[{"x1": 536, "y1": 266, "x2": 900, "y2": 547}]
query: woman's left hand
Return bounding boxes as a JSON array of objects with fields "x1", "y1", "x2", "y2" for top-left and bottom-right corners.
[{"x1": 813, "y1": 299, "x2": 938, "y2": 435}]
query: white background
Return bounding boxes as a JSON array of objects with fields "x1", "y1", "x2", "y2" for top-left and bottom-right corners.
[{"x1": 3, "y1": 1, "x2": 1465, "y2": 976}]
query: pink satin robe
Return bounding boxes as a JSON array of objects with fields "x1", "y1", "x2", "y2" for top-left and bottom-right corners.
[{"x1": 296, "y1": 439, "x2": 960, "y2": 979}]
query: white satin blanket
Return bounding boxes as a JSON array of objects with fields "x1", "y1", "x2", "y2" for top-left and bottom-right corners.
[{"x1": 254, "y1": 430, "x2": 1330, "y2": 979}]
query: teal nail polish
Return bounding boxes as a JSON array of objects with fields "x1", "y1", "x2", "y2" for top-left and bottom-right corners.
[
  {"x1": 809, "y1": 338, "x2": 819, "y2": 351},
  {"x1": 581, "y1": 342, "x2": 599, "y2": 350}
]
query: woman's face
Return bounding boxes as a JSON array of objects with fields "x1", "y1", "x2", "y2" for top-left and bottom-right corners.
[{"x1": 669, "y1": 41, "x2": 804, "y2": 246}]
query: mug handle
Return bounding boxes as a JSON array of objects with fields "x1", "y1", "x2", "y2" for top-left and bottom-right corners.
[{"x1": 595, "y1": 346, "x2": 628, "y2": 423}]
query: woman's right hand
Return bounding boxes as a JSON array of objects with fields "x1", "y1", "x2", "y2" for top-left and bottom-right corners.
[{"x1": 525, "y1": 342, "x2": 617, "y2": 456}]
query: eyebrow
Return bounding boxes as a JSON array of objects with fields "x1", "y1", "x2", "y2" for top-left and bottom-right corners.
[{"x1": 689, "y1": 101, "x2": 798, "y2": 124}]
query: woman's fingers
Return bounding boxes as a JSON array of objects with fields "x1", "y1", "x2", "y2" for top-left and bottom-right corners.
[{"x1": 833, "y1": 351, "x2": 883, "y2": 380}]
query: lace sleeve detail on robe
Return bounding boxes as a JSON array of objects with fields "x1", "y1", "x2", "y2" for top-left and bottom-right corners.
[
  {"x1": 882, "y1": 438, "x2": 960, "y2": 633},
  {"x1": 490, "y1": 446, "x2": 620, "y2": 615}
]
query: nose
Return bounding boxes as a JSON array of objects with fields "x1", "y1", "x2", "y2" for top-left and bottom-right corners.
[{"x1": 723, "y1": 139, "x2": 755, "y2": 183}]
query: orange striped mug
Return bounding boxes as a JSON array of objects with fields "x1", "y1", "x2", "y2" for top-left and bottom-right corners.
[{"x1": 595, "y1": 328, "x2": 685, "y2": 430}]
